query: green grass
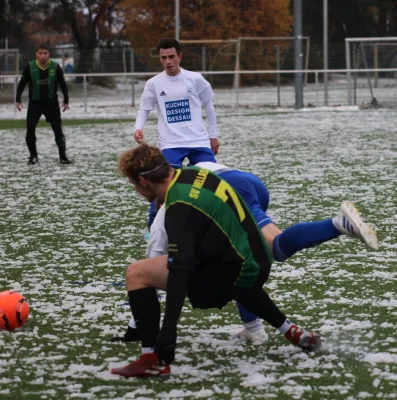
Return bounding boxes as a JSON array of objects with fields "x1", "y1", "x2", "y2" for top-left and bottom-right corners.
[{"x1": 1, "y1": 111, "x2": 396, "y2": 399}]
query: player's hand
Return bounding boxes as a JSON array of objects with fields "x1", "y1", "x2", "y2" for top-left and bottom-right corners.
[
  {"x1": 210, "y1": 138, "x2": 219, "y2": 155},
  {"x1": 16, "y1": 103, "x2": 23, "y2": 111},
  {"x1": 155, "y1": 328, "x2": 177, "y2": 364},
  {"x1": 62, "y1": 103, "x2": 70, "y2": 112},
  {"x1": 134, "y1": 129, "x2": 144, "y2": 144}
]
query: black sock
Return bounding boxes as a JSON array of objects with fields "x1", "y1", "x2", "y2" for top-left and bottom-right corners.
[
  {"x1": 128, "y1": 288, "x2": 160, "y2": 348},
  {"x1": 235, "y1": 288, "x2": 287, "y2": 329}
]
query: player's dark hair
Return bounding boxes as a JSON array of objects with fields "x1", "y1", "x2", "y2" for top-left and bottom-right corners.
[
  {"x1": 157, "y1": 38, "x2": 181, "y2": 54},
  {"x1": 36, "y1": 44, "x2": 50, "y2": 52},
  {"x1": 118, "y1": 144, "x2": 171, "y2": 183}
]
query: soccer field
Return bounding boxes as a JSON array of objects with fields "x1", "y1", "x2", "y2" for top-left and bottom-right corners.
[{"x1": 0, "y1": 110, "x2": 396, "y2": 399}]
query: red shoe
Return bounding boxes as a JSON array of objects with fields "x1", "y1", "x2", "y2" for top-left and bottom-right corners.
[
  {"x1": 285, "y1": 324, "x2": 322, "y2": 351},
  {"x1": 111, "y1": 353, "x2": 171, "y2": 378}
]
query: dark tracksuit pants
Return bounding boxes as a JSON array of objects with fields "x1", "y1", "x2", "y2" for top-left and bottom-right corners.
[{"x1": 26, "y1": 99, "x2": 67, "y2": 159}]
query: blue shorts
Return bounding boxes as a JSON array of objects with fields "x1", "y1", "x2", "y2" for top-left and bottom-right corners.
[
  {"x1": 218, "y1": 170, "x2": 273, "y2": 228},
  {"x1": 162, "y1": 147, "x2": 216, "y2": 168}
]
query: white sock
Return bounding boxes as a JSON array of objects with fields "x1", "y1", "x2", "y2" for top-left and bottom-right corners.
[
  {"x1": 141, "y1": 347, "x2": 154, "y2": 355},
  {"x1": 128, "y1": 316, "x2": 136, "y2": 329},
  {"x1": 244, "y1": 319, "x2": 263, "y2": 333},
  {"x1": 278, "y1": 318, "x2": 293, "y2": 335}
]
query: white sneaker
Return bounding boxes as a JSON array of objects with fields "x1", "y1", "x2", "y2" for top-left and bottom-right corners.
[
  {"x1": 333, "y1": 201, "x2": 379, "y2": 250},
  {"x1": 235, "y1": 327, "x2": 269, "y2": 344}
]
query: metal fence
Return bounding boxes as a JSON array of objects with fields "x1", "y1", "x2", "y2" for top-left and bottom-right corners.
[
  {"x1": 1, "y1": 69, "x2": 396, "y2": 113},
  {"x1": 3, "y1": 41, "x2": 396, "y2": 75},
  {"x1": 9, "y1": 43, "x2": 354, "y2": 75}
]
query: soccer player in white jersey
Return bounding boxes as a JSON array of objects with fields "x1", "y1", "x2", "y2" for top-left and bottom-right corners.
[{"x1": 134, "y1": 38, "x2": 219, "y2": 228}]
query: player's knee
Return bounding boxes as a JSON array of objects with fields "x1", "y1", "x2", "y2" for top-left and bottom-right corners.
[
  {"x1": 261, "y1": 223, "x2": 281, "y2": 245},
  {"x1": 125, "y1": 261, "x2": 145, "y2": 285},
  {"x1": 125, "y1": 259, "x2": 155, "y2": 288}
]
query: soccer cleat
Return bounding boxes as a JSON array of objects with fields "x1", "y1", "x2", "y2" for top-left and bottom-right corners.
[
  {"x1": 111, "y1": 326, "x2": 140, "y2": 342},
  {"x1": 28, "y1": 156, "x2": 38, "y2": 165},
  {"x1": 333, "y1": 201, "x2": 379, "y2": 250},
  {"x1": 111, "y1": 353, "x2": 171, "y2": 378},
  {"x1": 285, "y1": 324, "x2": 322, "y2": 351},
  {"x1": 235, "y1": 327, "x2": 269, "y2": 344},
  {"x1": 60, "y1": 157, "x2": 72, "y2": 165}
]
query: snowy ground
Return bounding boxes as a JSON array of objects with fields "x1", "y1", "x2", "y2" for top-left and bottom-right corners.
[{"x1": 0, "y1": 109, "x2": 397, "y2": 399}]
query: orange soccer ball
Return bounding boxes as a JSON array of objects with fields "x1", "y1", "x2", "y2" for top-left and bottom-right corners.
[{"x1": 0, "y1": 291, "x2": 30, "y2": 331}]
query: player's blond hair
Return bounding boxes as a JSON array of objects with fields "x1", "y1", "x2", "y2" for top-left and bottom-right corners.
[{"x1": 118, "y1": 144, "x2": 171, "y2": 183}]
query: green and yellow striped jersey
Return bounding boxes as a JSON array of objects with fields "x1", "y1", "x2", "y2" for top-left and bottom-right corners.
[{"x1": 164, "y1": 166, "x2": 272, "y2": 288}]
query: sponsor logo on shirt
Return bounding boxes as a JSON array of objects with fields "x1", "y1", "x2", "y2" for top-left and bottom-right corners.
[
  {"x1": 189, "y1": 169, "x2": 209, "y2": 199},
  {"x1": 37, "y1": 79, "x2": 49, "y2": 85},
  {"x1": 165, "y1": 99, "x2": 191, "y2": 123},
  {"x1": 160, "y1": 91, "x2": 167, "y2": 96}
]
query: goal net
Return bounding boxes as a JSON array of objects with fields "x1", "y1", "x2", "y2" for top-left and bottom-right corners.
[
  {"x1": 0, "y1": 49, "x2": 20, "y2": 93},
  {"x1": 0, "y1": 48, "x2": 19, "y2": 74},
  {"x1": 346, "y1": 37, "x2": 397, "y2": 107},
  {"x1": 143, "y1": 37, "x2": 310, "y2": 89},
  {"x1": 236, "y1": 36, "x2": 310, "y2": 86}
]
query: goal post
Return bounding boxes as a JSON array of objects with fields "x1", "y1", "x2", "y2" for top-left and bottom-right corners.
[
  {"x1": 346, "y1": 37, "x2": 397, "y2": 106},
  {"x1": 0, "y1": 48, "x2": 19, "y2": 74},
  {"x1": 236, "y1": 36, "x2": 310, "y2": 83},
  {"x1": 149, "y1": 37, "x2": 310, "y2": 83},
  {"x1": 0, "y1": 49, "x2": 19, "y2": 91},
  {"x1": 180, "y1": 39, "x2": 238, "y2": 72}
]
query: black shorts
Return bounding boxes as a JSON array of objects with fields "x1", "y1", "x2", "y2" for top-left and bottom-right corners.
[
  {"x1": 27, "y1": 100, "x2": 61, "y2": 127},
  {"x1": 186, "y1": 262, "x2": 270, "y2": 310}
]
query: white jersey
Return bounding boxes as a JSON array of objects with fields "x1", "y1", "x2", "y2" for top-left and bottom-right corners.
[
  {"x1": 145, "y1": 205, "x2": 168, "y2": 258},
  {"x1": 137, "y1": 68, "x2": 214, "y2": 150},
  {"x1": 195, "y1": 161, "x2": 229, "y2": 172}
]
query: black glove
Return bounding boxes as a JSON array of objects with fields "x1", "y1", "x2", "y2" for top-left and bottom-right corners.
[{"x1": 155, "y1": 329, "x2": 177, "y2": 364}]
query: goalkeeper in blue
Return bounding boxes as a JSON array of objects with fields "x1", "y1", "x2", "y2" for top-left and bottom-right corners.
[{"x1": 112, "y1": 158, "x2": 378, "y2": 345}]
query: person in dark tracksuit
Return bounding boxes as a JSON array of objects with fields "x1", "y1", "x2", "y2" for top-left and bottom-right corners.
[{"x1": 16, "y1": 44, "x2": 71, "y2": 165}]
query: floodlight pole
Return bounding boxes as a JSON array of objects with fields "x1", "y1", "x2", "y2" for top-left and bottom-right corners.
[
  {"x1": 175, "y1": 0, "x2": 180, "y2": 41},
  {"x1": 323, "y1": 0, "x2": 328, "y2": 106},
  {"x1": 345, "y1": 39, "x2": 352, "y2": 105},
  {"x1": 294, "y1": 0, "x2": 304, "y2": 109},
  {"x1": 4, "y1": 0, "x2": 9, "y2": 72}
]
